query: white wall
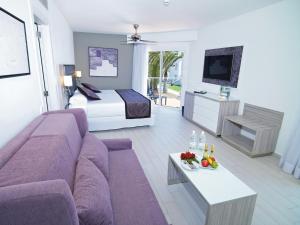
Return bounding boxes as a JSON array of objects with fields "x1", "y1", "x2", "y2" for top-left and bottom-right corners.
[
  {"x1": 0, "y1": 0, "x2": 44, "y2": 148},
  {"x1": 139, "y1": 30, "x2": 198, "y2": 43},
  {"x1": 188, "y1": 0, "x2": 300, "y2": 155},
  {"x1": 0, "y1": 0, "x2": 75, "y2": 148},
  {"x1": 48, "y1": 0, "x2": 75, "y2": 108}
]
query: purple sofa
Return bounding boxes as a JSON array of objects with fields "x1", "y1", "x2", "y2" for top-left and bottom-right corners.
[{"x1": 0, "y1": 109, "x2": 168, "y2": 225}]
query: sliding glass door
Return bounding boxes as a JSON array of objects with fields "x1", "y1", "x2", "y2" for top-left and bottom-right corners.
[{"x1": 147, "y1": 51, "x2": 184, "y2": 108}]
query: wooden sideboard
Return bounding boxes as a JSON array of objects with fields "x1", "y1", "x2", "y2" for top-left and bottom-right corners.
[
  {"x1": 183, "y1": 91, "x2": 240, "y2": 136},
  {"x1": 222, "y1": 103, "x2": 284, "y2": 157}
]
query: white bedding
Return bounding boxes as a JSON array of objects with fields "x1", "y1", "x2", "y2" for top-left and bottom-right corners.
[
  {"x1": 70, "y1": 90, "x2": 125, "y2": 118},
  {"x1": 69, "y1": 89, "x2": 154, "y2": 131}
]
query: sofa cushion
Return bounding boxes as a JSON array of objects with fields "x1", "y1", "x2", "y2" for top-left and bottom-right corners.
[
  {"x1": 0, "y1": 115, "x2": 46, "y2": 169},
  {"x1": 109, "y1": 150, "x2": 168, "y2": 225},
  {"x1": 74, "y1": 157, "x2": 113, "y2": 225},
  {"x1": 0, "y1": 136, "x2": 77, "y2": 190},
  {"x1": 80, "y1": 133, "x2": 109, "y2": 180},
  {"x1": 31, "y1": 113, "x2": 82, "y2": 160}
]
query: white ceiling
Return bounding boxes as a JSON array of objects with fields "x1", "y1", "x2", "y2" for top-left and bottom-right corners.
[{"x1": 54, "y1": 0, "x2": 282, "y2": 34}]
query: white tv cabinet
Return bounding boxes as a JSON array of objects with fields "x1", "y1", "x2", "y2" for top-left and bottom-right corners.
[{"x1": 183, "y1": 91, "x2": 240, "y2": 136}]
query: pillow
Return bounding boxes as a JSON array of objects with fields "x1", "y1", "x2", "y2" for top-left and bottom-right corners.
[
  {"x1": 74, "y1": 157, "x2": 113, "y2": 225},
  {"x1": 80, "y1": 133, "x2": 109, "y2": 180},
  {"x1": 69, "y1": 92, "x2": 88, "y2": 106},
  {"x1": 78, "y1": 86, "x2": 101, "y2": 101},
  {"x1": 82, "y1": 83, "x2": 101, "y2": 93}
]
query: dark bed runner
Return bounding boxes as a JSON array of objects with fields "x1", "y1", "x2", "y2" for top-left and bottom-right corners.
[{"x1": 115, "y1": 89, "x2": 151, "y2": 119}]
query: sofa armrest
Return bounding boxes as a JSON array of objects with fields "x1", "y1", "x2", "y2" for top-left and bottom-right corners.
[
  {"x1": 101, "y1": 138, "x2": 132, "y2": 151},
  {"x1": 0, "y1": 179, "x2": 79, "y2": 225},
  {"x1": 43, "y1": 108, "x2": 88, "y2": 137}
]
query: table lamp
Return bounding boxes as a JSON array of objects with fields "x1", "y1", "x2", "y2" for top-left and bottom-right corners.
[{"x1": 64, "y1": 75, "x2": 73, "y2": 87}]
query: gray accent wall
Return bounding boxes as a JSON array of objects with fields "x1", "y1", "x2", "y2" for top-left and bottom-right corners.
[{"x1": 73, "y1": 32, "x2": 134, "y2": 89}]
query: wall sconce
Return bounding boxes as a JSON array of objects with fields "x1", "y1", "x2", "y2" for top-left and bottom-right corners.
[
  {"x1": 63, "y1": 75, "x2": 73, "y2": 109},
  {"x1": 75, "y1": 70, "x2": 82, "y2": 84}
]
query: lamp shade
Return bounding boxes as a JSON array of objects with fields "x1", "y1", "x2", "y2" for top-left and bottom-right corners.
[
  {"x1": 64, "y1": 75, "x2": 73, "y2": 87},
  {"x1": 75, "y1": 70, "x2": 82, "y2": 78}
]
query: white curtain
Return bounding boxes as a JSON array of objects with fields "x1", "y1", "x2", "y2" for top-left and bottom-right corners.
[
  {"x1": 279, "y1": 116, "x2": 300, "y2": 179},
  {"x1": 132, "y1": 44, "x2": 148, "y2": 96}
]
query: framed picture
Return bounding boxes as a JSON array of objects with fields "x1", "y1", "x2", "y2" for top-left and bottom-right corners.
[
  {"x1": 0, "y1": 7, "x2": 30, "y2": 79},
  {"x1": 89, "y1": 47, "x2": 118, "y2": 77}
]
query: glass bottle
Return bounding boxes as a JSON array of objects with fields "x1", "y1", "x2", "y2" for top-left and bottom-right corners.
[
  {"x1": 210, "y1": 144, "x2": 215, "y2": 160},
  {"x1": 203, "y1": 144, "x2": 209, "y2": 160}
]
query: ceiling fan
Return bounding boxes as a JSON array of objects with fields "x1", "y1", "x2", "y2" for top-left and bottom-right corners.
[{"x1": 123, "y1": 24, "x2": 156, "y2": 44}]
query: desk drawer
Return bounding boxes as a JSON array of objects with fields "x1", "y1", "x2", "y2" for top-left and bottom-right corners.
[
  {"x1": 193, "y1": 104, "x2": 220, "y2": 119},
  {"x1": 194, "y1": 96, "x2": 220, "y2": 112},
  {"x1": 193, "y1": 112, "x2": 218, "y2": 132}
]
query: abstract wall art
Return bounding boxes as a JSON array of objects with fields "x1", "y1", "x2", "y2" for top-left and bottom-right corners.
[
  {"x1": 89, "y1": 47, "x2": 118, "y2": 77},
  {"x1": 0, "y1": 7, "x2": 30, "y2": 79}
]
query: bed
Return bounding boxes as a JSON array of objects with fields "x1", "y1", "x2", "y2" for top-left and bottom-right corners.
[{"x1": 69, "y1": 89, "x2": 154, "y2": 131}]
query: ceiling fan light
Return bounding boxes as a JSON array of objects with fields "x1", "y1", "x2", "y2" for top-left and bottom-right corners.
[{"x1": 163, "y1": 0, "x2": 170, "y2": 7}]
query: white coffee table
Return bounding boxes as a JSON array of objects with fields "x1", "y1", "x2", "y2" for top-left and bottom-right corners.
[{"x1": 168, "y1": 153, "x2": 257, "y2": 225}]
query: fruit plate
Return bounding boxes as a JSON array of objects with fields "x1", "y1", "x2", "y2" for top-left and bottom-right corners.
[
  {"x1": 195, "y1": 156, "x2": 218, "y2": 170},
  {"x1": 198, "y1": 164, "x2": 217, "y2": 170},
  {"x1": 181, "y1": 160, "x2": 200, "y2": 171}
]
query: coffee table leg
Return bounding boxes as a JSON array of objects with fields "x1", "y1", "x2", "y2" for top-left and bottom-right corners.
[
  {"x1": 205, "y1": 195, "x2": 257, "y2": 225},
  {"x1": 168, "y1": 156, "x2": 188, "y2": 185}
]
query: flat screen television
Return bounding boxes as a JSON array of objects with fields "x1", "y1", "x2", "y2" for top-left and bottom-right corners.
[
  {"x1": 203, "y1": 55, "x2": 233, "y2": 81},
  {"x1": 202, "y1": 46, "x2": 243, "y2": 88}
]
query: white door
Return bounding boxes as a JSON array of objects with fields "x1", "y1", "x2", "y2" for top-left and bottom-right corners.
[{"x1": 35, "y1": 24, "x2": 61, "y2": 111}]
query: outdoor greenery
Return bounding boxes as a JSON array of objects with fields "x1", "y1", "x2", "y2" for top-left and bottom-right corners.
[
  {"x1": 148, "y1": 51, "x2": 183, "y2": 92},
  {"x1": 168, "y1": 85, "x2": 181, "y2": 93}
]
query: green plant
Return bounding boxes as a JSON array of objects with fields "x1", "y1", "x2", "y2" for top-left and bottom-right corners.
[
  {"x1": 168, "y1": 85, "x2": 181, "y2": 92},
  {"x1": 148, "y1": 51, "x2": 183, "y2": 92}
]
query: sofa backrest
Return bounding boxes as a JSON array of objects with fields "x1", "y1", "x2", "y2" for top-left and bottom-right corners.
[
  {"x1": 43, "y1": 108, "x2": 88, "y2": 137},
  {"x1": 31, "y1": 113, "x2": 82, "y2": 160},
  {"x1": 0, "y1": 135, "x2": 77, "y2": 190},
  {"x1": 0, "y1": 115, "x2": 46, "y2": 169},
  {"x1": 0, "y1": 110, "x2": 85, "y2": 191}
]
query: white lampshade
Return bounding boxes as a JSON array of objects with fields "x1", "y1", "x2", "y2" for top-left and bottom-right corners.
[
  {"x1": 64, "y1": 75, "x2": 73, "y2": 87},
  {"x1": 75, "y1": 70, "x2": 82, "y2": 78}
]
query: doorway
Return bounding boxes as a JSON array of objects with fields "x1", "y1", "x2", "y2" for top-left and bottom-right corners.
[
  {"x1": 35, "y1": 23, "x2": 49, "y2": 111},
  {"x1": 147, "y1": 51, "x2": 184, "y2": 108},
  {"x1": 34, "y1": 22, "x2": 61, "y2": 111}
]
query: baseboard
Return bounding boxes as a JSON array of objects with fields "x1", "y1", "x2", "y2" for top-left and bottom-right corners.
[{"x1": 272, "y1": 152, "x2": 281, "y2": 159}]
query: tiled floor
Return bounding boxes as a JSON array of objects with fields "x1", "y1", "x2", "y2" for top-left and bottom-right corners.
[{"x1": 95, "y1": 106, "x2": 300, "y2": 225}]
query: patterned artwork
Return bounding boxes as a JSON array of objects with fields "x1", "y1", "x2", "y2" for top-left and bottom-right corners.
[
  {"x1": 0, "y1": 7, "x2": 30, "y2": 78},
  {"x1": 89, "y1": 47, "x2": 118, "y2": 77}
]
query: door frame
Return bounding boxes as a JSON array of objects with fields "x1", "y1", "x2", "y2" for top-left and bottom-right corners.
[{"x1": 35, "y1": 23, "x2": 49, "y2": 111}]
